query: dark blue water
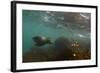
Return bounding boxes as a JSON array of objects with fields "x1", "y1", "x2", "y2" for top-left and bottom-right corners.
[{"x1": 22, "y1": 10, "x2": 90, "y2": 54}]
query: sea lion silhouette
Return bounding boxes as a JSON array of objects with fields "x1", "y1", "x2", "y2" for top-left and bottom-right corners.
[{"x1": 32, "y1": 36, "x2": 52, "y2": 46}]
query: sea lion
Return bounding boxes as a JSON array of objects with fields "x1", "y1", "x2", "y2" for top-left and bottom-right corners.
[{"x1": 32, "y1": 36, "x2": 52, "y2": 46}]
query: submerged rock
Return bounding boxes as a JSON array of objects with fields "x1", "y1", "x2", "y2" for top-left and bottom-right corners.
[
  {"x1": 54, "y1": 37, "x2": 71, "y2": 49},
  {"x1": 54, "y1": 37, "x2": 73, "y2": 60}
]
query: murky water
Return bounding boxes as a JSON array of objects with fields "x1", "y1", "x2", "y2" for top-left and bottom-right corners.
[{"x1": 22, "y1": 10, "x2": 91, "y2": 62}]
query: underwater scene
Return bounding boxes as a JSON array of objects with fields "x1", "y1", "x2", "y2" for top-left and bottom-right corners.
[{"x1": 22, "y1": 10, "x2": 91, "y2": 63}]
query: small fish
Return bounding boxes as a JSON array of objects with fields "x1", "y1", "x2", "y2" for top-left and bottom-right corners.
[{"x1": 32, "y1": 36, "x2": 52, "y2": 46}]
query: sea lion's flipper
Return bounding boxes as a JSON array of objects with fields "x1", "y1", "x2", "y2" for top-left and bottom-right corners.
[
  {"x1": 47, "y1": 40, "x2": 53, "y2": 44},
  {"x1": 35, "y1": 43, "x2": 43, "y2": 46}
]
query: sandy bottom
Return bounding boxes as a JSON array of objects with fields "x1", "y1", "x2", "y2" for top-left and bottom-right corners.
[{"x1": 23, "y1": 47, "x2": 90, "y2": 63}]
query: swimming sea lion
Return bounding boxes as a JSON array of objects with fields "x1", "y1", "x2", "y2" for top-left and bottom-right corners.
[{"x1": 32, "y1": 36, "x2": 52, "y2": 46}]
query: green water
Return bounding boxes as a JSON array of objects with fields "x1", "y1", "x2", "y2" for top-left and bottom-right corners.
[{"x1": 22, "y1": 10, "x2": 90, "y2": 53}]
